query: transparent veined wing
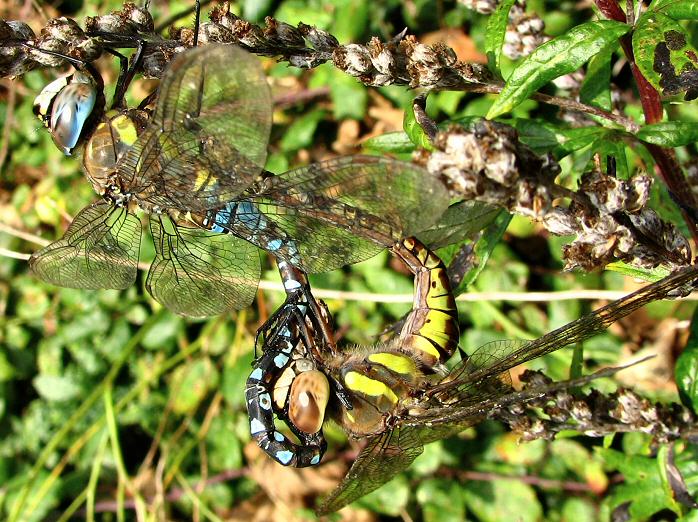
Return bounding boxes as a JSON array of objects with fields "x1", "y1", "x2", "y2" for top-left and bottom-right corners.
[
  {"x1": 428, "y1": 263, "x2": 698, "y2": 401},
  {"x1": 417, "y1": 200, "x2": 504, "y2": 250},
  {"x1": 413, "y1": 359, "x2": 645, "y2": 432},
  {"x1": 233, "y1": 155, "x2": 450, "y2": 272},
  {"x1": 29, "y1": 201, "x2": 141, "y2": 289},
  {"x1": 118, "y1": 45, "x2": 272, "y2": 211},
  {"x1": 147, "y1": 216, "x2": 261, "y2": 317},
  {"x1": 316, "y1": 426, "x2": 425, "y2": 516}
]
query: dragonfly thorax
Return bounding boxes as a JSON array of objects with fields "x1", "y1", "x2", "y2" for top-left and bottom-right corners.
[
  {"x1": 324, "y1": 345, "x2": 428, "y2": 437},
  {"x1": 83, "y1": 109, "x2": 147, "y2": 195}
]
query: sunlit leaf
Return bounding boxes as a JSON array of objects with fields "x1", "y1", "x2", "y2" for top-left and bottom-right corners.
[
  {"x1": 484, "y1": 0, "x2": 516, "y2": 74},
  {"x1": 637, "y1": 121, "x2": 698, "y2": 146},
  {"x1": 487, "y1": 20, "x2": 629, "y2": 118},
  {"x1": 633, "y1": 12, "x2": 698, "y2": 99},
  {"x1": 676, "y1": 307, "x2": 698, "y2": 414}
]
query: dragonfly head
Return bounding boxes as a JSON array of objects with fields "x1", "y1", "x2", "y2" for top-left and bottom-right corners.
[
  {"x1": 34, "y1": 71, "x2": 99, "y2": 155},
  {"x1": 287, "y1": 368, "x2": 330, "y2": 435}
]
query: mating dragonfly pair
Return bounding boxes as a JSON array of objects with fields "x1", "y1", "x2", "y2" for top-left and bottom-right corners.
[
  {"x1": 27, "y1": 38, "x2": 698, "y2": 515},
  {"x1": 247, "y1": 236, "x2": 698, "y2": 514},
  {"x1": 29, "y1": 43, "x2": 449, "y2": 317}
]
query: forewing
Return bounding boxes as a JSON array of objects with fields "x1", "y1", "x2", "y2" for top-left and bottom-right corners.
[
  {"x1": 418, "y1": 200, "x2": 504, "y2": 250},
  {"x1": 417, "y1": 359, "x2": 645, "y2": 430},
  {"x1": 316, "y1": 427, "x2": 424, "y2": 515},
  {"x1": 242, "y1": 155, "x2": 450, "y2": 272},
  {"x1": 432, "y1": 264, "x2": 698, "y2": 399},
  {"x1": 147, "y1": 216, "x2": 260, "y2": 317},
  {"x1": 118, "y1": 45, "x2": 271, "y2": 211},
  {"x1": 29, "y1": 201, "x2": 140, "y2": 289}
]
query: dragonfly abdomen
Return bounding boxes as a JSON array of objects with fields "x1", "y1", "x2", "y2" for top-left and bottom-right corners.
[
  {"x1": 203, "y1": 201, "x2": 304, "y2": 266},
  {"x1": 246, "y1": 266, "x2": 337, "y2": 469},
  {"x1": 394, "y1": 238, "x2": 460, "y2": 369}
]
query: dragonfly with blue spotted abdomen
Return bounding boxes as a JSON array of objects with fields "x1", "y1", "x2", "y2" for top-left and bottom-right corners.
[
  {"x1": 28, "y1": 44, "x2": 450, "y2": 317},
  {"x1": 245, "y1": 237, "x2": 698, "y2": 514}
]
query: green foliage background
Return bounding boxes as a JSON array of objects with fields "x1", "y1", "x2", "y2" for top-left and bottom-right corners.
[{"x1": 1, "y1": 0, "x2": 698, "y2": 520}]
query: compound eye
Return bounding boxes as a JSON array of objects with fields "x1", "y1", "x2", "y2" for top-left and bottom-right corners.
[
  {"x1": 34, "y1": 76, "x2": 68, "y2": 126},
  {"x1": 49, "y1": 81, "x2": 97, "y2": 155},
  {"x1": 288, "y1": 370, "x2": 330, "y2": 434}
]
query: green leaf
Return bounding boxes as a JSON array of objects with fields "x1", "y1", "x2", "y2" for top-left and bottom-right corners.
[
  {"x1": 242, "y1": 0, "x2": 273, "y2": 21},
  {"x1": 221, "y1": 349, "x2": 254, "y2": 409},
  {"x1": 598, "y1": 447, "x2": 680, "y2": 518},
  {"x1": 510, "y1": 119, "x2": 610, "y2": 156},
  {"x1": 363, "y1": 131, "x2": 416, "y2": 153},
  {"x1": 604, "y1": 262, "x2": 670, "y2": 282},
  {"x1": 5, "y1": 471, "x2": 60, "y2": 522},
  {"x1": 561, "y1": 498, "x2": 596, "y2": 522},
  {"x1": 484, "y1": 0, "x2": 516, "y2": 74},
  {"x1": 676, "y1": 306, "x2": 698, "y2": 413},
  {"x1": 356, "y1": 474, "x2": 410, "y2": 515},
  {"x1": 551, "y1": 439, "x2": 608, "y2": 492},
  {"x1": 328, "y1": 69, "x2": 368, "y2": 120},
  {"x1": 455, "y1": 208, "x2": 512, "y2": 294},
  {"x1": 463, "y1": 478, "x2": 543, "y2": 522},
  {"x1": 331, "y1": 0, "x2": 369, "y2": 42},
  {"x1": 33, "y1": 375, "x2": 82, "y2": 402},
  {"x1": 633, "y1": 12, "x2": 698, "y2": 97},
  {"x1": 487, "y1": 20, "x2": 630, "y2": 118},
  {"x1": 403, "y1": 98, "x2": 434, "y2": 150},
  {"x1": 416, "y1": 478, "x2": 466, "y2": 522},
  {"x1": 580, "y1": 46, "x2": 613, "y2": 111},
  {"x1": 170, "y1": 358, "x2": 219, "y2": 414},
  {"x1": 141, "y1": 314, "x2": 182, "y2": 350},
  {"x1": 280, "y1": 109, "x2": 326, "y2": 152},
  {"x1": 651, "y1": 0, "x2": 698, "y2": 20},
  {"x1": 590, "y1": 135, "x2": 629, "y2": 179},
  {"x1": 637, "y1": 121, "x2": 698, "y2": 146}
]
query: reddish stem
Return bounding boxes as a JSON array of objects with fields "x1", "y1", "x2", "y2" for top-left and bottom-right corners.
[{"x1": 595, "y1": 0, "x2": 698, "y2": 246}]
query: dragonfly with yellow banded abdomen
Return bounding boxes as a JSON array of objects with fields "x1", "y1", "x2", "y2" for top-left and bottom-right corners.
[{"x1": 245, "y1": 237, "x2": 698, "y2": 514}]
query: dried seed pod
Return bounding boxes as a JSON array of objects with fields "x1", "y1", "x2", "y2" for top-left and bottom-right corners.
[
  {"x1": 457, "y1": 0, "x2": 499, "y2": 14},
  {"x1": 301, "y1": 24, "x2": 339, "y2": 51},
  {"x1": 123, "y1": 2, "x2": 154, "y2": 32},
  {"x1": 504, "y1": 3, "x2": 548, "y2": 59}
]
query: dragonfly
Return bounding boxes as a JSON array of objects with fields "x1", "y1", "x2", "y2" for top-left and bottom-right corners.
[
  {"x1": 28, "y1": 44, "x2": 450, "y2": 317},
  {"x1": 245, "y1": 237, "x2": 698, "y2": 514}
]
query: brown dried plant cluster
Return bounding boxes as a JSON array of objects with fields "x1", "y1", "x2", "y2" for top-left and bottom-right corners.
[
  {"x1": 496, "y1": 370, "x2": 697, "y2": 444},
  {"x1": 1, "y1": 2, "x2": 492, "y2": 88},
  {"x1": 421, "y1": 120, "x2": 692, "y2": 271}
]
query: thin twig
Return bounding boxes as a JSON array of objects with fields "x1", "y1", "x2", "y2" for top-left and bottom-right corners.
[
  {"x1": 0, "y1": 247, "x2": 30, "y2": 260},
  {"x1": 0, "y1": 222, "x2": 50, "y2": 246},
  {"x1": 273, "y1": 87, "x2": 330, "y2": 108},
  {"x1": 446, "y1": 469, "x2": 598, "y2": 493},
  {"x1": 467, "y1": 83, "x2": 640, "y2": 133}
]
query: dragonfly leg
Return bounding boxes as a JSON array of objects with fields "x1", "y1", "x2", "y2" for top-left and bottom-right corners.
[
  {"x1": 106, "y1": 38, "x2": 145, "y2": 110},
  {"x1": 276, "y1": 260, "x2": 338, "y2": 359}
]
